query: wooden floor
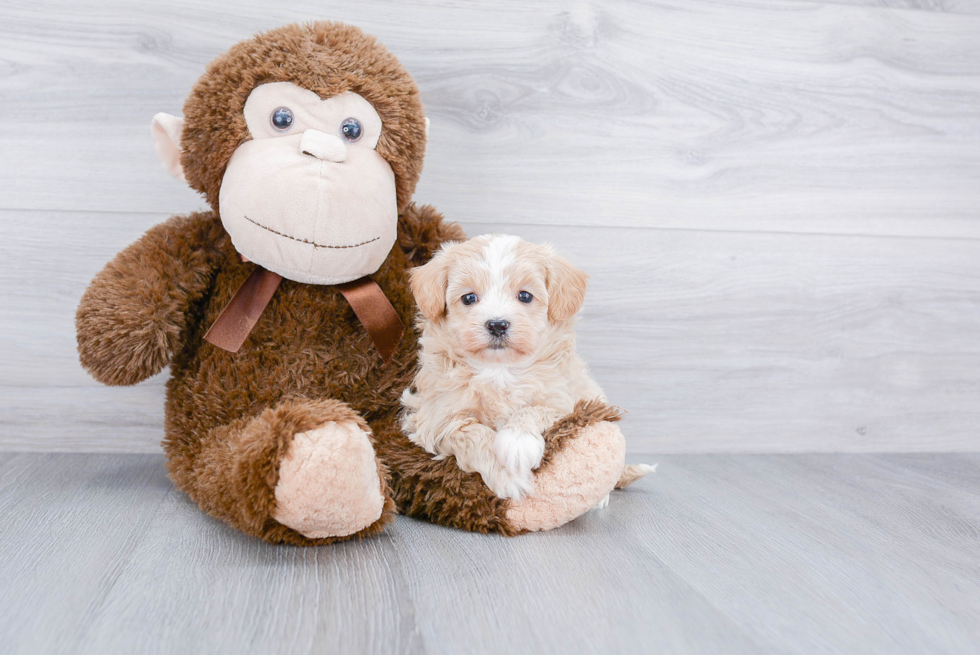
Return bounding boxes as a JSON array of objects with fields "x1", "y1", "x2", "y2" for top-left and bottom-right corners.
[{"x1": 2, "y1": 452, "x2": 977, "y2": 654}]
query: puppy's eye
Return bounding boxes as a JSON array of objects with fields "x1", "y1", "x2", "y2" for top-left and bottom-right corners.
[
  {"x1": 517, "y1": 290, "x2": 533, "y2": 303},
  {"x1": 270, "y1": 107, "x2": 294, "y2": 131},
  {"x1": 461, "y1": 293, "x2": 478, "y2": 306}
]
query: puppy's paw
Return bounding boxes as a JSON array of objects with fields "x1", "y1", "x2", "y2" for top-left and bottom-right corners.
[
  {"x1": 481, "y1": 466, "x2": 535, "y2": 501},
  {"x1": 494, "y1": 428, "x2": 546, "y2": 475}
]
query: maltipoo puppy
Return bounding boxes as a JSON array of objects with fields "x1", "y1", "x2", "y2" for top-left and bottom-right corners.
[{"x1": 400, "y1": 234, "x2": 649, "y2": 500}]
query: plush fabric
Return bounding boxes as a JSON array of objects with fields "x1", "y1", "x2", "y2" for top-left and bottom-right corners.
[
  {"x1": 76, "y1": 22, "x2": 629, "y2": 545},
  {"x1": 273, "y1": 420, "x2": 386, "y2": 538},
  {"x1": 508, "y1": 422, "x2": 625, "y2": 532},
  {"x1": 219, "y1": 129, "x2": 398, "y2": 284},
  {"x1": 151, "y1": 113, "x2": 186, "y2": 182},
  {"x1": 80, "y1": 205, "x2": 472, "y2": 545},
  {"x1": 507, "y1": 400, "x2": 627, "y2": 531},
  {"x1": 219, "y1": 83, "x2": 397, "y2": 284},
  {"x1": 244, "y1": 84, "x2": 383, "y2": 149},
  {"x1": 179, "y1": 22, "x2": 426, "y2": 215}
]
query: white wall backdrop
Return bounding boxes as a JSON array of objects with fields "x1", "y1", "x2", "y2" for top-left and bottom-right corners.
[{"x1": 1, "y1": 0, "x2": 979, "y2": 453}]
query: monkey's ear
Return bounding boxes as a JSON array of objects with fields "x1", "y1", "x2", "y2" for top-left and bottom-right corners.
[
  {"x1": 150, "y1": 113, "x2": 186, "y2": 182},
  {"x1": 409, "y1": 249, "x2": 452, "y2": 321},
  {"x1": 546, "y1": 251, "x2": 589, "y2": 322}
]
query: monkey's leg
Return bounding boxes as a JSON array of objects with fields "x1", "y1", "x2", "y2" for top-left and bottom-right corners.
[
  {"x1": 165, "y1": 398, "x2": 395, "y2": 546},
  {"x1": 372, "y1": 402, "x2": 626, "y2": 535},
  {"x1": 505, "y1": 400, "x2": 626, "y2": 532},
  {"x1": 371, "y1": 416, "x2": 522, "y2": 535}
]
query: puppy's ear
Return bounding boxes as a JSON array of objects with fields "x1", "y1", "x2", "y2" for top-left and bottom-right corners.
[
  {"x1": 546, "y1": 252, "x2": 588, "y2": 322},
  {"x1": 409, "y1": 250, "x2": 452, "y2": 321}
]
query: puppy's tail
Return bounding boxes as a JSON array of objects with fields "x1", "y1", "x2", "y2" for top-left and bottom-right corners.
[{"x1": 616, "y1": 463, "x2": 657, "y2": 489}]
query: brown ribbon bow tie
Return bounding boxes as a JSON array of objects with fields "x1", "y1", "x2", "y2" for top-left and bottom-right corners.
[{"x1": 204, "y1": 266, "x2": 405, "y2": 363}]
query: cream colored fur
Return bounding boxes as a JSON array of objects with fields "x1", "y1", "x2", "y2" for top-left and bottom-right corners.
[
  {"x1": 273, "y1": 421, "x2": 385, "y2": 538},
  {"x1": 401, "y1": 234, "x2": 607, "y2": 500}
]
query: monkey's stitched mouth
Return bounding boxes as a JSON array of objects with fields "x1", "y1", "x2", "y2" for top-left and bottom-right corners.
[{"x1": 244, "y1": 215, "x2": 380, "y2": 249}]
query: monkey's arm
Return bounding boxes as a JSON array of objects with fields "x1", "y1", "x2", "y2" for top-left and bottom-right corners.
[
  {"x1": 501, "y1": 406, "x2": 565, "y2": 441},
  {"x1": 377, "y1": 401, "x2": 630, "y2": 534},
  {"x1": 76, "y1": 211, "x2": 225, "y2": 386},
  {"x1": 397, "y1": 203, "x2": 467, "y2": 267}
]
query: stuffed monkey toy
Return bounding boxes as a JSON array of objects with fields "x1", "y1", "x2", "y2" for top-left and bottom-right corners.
[{"x1": 76, "y1": 22, "x2": 628, "y2": 545}]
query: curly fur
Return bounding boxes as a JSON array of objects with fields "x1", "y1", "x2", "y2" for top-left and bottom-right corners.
[
  {"x1": 180, "y1": 22, "x2": 426, "y2": 214},
  {"x1": 76, "y1": 23, "x2": 629, "y2": 544},
  {"x1": 401, "y1": 235, "x2": 606, "y2": 500},
  {"x1": 77, "y1": 202, "x2": 481, "y2": 544},
  {"x1": 539, "y1": 399, "x2": 624, "y2": 469}
]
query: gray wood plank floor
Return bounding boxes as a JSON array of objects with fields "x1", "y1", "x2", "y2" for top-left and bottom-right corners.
[{"x1": 2, "y1": 453, "x2": 978, "y2": 655}]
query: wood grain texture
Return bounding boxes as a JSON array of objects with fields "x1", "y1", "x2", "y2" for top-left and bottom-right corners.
[
  {"x1": 1, "y1": 452, "x2": 978, "y2": 654},
  {"x1": 0, "y1": 453, "x2": 172, "y2": 654},
  {"x1": 0, "y1": 0, "x2": 978, "y2": 237},
  {"x1": 2, "y1": 1, "x2": 979, "y2": 453},
  {"x1": 3, "y1": 211, "x2": 978, "y2": 453}
]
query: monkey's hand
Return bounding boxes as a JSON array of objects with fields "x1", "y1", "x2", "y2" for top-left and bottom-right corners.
[
  {"x1": 76, "y1": 212, "x2": 224, "y2": 386},
  {"x1": 397, "y1": 203, "x2": 467, "y2": 267},
  {"x1": 538, "y1": 399, "x2": 624, "y2": 468}
]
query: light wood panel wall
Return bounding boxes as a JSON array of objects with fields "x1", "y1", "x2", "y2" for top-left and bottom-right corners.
[{"x1": 1, "y1": 0, "x2": 978, "y2": 453}]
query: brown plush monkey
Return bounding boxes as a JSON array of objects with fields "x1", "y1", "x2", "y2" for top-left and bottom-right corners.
[{"x1": 76, "y1": 22, "x2": 627, "y2": 545}]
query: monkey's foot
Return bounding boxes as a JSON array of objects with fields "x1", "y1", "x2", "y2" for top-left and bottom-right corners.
[
  {"x1": 273, "y1": 421, "x2": 385, "y2": 539},
  {"x1": 505, "y1": 421, "x2": 625, "y2": 532}
]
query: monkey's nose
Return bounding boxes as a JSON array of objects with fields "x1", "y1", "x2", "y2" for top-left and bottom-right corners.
[{"x1": 300, "y1": 130, "x2": 347, "y2": 163}]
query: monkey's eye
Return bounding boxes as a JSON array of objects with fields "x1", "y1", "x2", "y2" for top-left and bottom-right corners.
[
  {"x1": 518, "y1": 291, "x2": 533, "y2": 304},
  {"x1": 270, "y1": 107, "x2": 294, "y2": 131},
  {"x1": 340, "y1": 117, "x2": 363, "y2": 142},
  {"x1": 461, "y1": 293, "x2": 478, "y2": 306}
]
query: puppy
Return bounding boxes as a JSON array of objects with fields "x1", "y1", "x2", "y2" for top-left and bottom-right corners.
[{"x1": 401, "y1": 234, "x2": 627, "y2": 500}]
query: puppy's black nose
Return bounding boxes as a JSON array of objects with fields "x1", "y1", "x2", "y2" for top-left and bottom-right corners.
[{"x1": 486, "y1": 319, "x2": 510, "y2": 336}]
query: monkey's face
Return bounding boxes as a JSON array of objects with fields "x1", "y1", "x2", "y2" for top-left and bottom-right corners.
[{"x1": 217, "y1": 82, "x2": 398, "y2": 285}]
